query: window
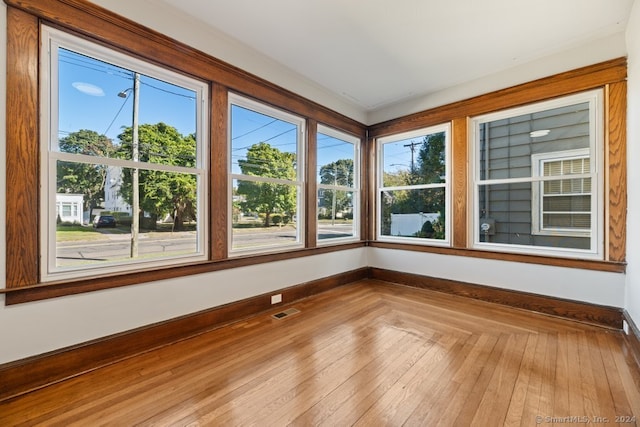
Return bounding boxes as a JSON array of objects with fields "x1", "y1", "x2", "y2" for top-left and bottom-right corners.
[
  {"x1": 56, "y1": 195, "x2": 82, "y2": 224},
  {"x1": 377, "y1": 124, "x2": 451, "y2": 244},
  {"x1": 316, "y1": 125, "x2": 360, "y2": 243},
  {"x1": 471, "y1": 90, "x2": 603, "y2": 258},
  {"x1": 532, "y1": 149, "x2": 591, "y2": 237},
  {"x1": 41, "y1": 26, "x2": 209, "y2": 281},
  {"x1": 229, "y1": 94, "x2": 305, "y2": 253}
]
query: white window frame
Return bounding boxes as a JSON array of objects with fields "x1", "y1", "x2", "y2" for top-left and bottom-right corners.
[
  {"x1": 316, "y1": 124, "x2": 361, "y2": 245},
  {"x1": 228, "y1": 93, "x2": 306, "y2": 255},
  {"x1": 470, "y1": 90, "x2": 603, "y2": 259},
  {"x1": 40, "y1": 26, "x2": 209, "y2": 281},
  {"x1": 376, "y1": 123, "x2": 452, "y2": 246},
  {"x1": 531, "y1": 148, "x2": 591, "y2": 238}
]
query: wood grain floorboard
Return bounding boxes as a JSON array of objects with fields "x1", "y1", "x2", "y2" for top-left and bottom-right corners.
[{"x1": 1, "y1": 279, "x2": 639, "y2": 426}]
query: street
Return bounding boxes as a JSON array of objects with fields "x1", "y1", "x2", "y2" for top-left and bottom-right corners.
[
  {"x1": 56, "y1": 223, "x2": 354, "y2": 267},
  {"x1": 56, "y1": 233, "x2": 198, "y2": 267}
]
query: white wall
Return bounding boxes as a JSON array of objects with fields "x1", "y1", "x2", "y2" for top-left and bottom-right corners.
[
  {"x1": 88, "y1": 0, "x2": 367, "y2": 124},
  {"x1": 369, "y1": 248, "x2": 625, "y2": 307},
  {"x1": 0, "y1": 247, "x2": 367, "y2": 364},
  {"x1": 368, "y1": 32, "x2": 628, "y2": 125},
  {"x1": 626, "y1": 0, "x2": 640, "y2": 328}
]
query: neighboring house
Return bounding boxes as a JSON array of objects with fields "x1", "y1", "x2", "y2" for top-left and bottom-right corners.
[
  {"x1": 103, "y1": 166, "x2": 131, "y2": 215},
  {"x1": 55, "y1": 193, "x2": 83, "y2": 224}
]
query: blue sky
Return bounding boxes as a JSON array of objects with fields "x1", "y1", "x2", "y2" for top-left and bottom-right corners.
[
  {"x1": 58, "y1": 48, "x2": 197, "y2": 144},
  {"x1": 60, "y1": 48, "x2": 357, "y2": 177},
  {"x1": 381, "y1": 137, "x2": 422, "y2": 176},
  {"x1": 230, "y1": 105, "x2": 356, "y2": 179}
]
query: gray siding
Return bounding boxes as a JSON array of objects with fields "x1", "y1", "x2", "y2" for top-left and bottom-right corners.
[{"x1": 478, "y1": 102, "x2": 591, "y2": 250}]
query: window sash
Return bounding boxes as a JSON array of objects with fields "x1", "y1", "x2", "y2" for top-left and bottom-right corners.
[
  {"x1": 471, "y1": 91, "x2": 603, "y2": 258},
  {"x1": 41, "y1": 26, "x2": 209, "y2": 281},
  {"x1": 316, "y1": 124, "x2": 361, "y2": 244},
  {"x1": 376, "y1": 123, "x2": 451, "y2": 245},
  {"x1": 533, "y1": 150, "x2": 592, "y2": 237},
  {"x1": 228, "y1": 94, "x2": 306, "y2": 254}
]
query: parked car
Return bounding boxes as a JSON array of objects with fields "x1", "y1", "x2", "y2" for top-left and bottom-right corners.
[{"x1": 93, "y1": 215, "x2": 117, "y2": 228}]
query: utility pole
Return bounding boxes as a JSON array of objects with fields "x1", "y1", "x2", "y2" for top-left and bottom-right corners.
[
  {"x1": 331, "y1": 164, "x2": 337, "y2": 226},
  {"x1": 403, "y1": 140, "x2": 421, "y2": 173},
  {"x1": 118, "y1": 73, "x2": 140, "y2": 258},
  {"x1": 130, "y1": 73, "x2": 140, "y2": 258}
]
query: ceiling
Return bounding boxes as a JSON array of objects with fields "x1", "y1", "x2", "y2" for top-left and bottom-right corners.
[{"x1": 158, "y1": 0, "x2": 633, "y2": 116}]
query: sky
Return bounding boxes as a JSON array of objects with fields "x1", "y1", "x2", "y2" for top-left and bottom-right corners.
[
  {"x1": 381, "y1": 136, "x2": 426, "y2": 177},
  {"x1": 58, "y1": 48, "x2": 197, "y2": 146},
  {"x1": 230, "y1": 104, "x2": 356, "y2": 180},
  {"x1": 58, "y1": 47, "x2": 356, "y2": 179}
]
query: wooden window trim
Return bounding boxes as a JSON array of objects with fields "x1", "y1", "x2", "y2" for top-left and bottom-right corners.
[
  {"x1": 210, "y1": 84, "x2": 229, "y2": 261},
  {"x1": 5, "y1": 6, "x2": 39, "y2": 290},
  {"x1": 306, "y1": 120, "x2": 319, "y2": 248}
]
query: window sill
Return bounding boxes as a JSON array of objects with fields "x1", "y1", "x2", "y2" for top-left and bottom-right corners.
[{"x1": 367, "y1": 241, "x2": 626, "y2": 273}]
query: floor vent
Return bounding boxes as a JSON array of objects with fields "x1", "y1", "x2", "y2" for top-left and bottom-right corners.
[{"x1": 271, "y1": 308, "x2": 300, "y2": 320}]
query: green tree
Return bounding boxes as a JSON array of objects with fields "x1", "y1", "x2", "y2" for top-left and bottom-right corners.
[
  {"x1": 388, "y1": 132, "x2": 446, "y2": 216},
  {"x1": 380, "y1": 132, "x2": 446, "y2": 237},
  {"x1": 380, "y1": 170, "x2": 409, "y2": 235},
  {"x1": 415, "y1": 132, "x2": 446, "y2": 238},
  {"x1": 381, "y1": 169, "x2": 421, "y2": 216},
  {"x1": 237, "y1": 142, "x2": 296, "y2": 227},
  {"x1": 118, "y1": 123, "x2": 197, "y2": 230},
  {"x1": 416, "y1": 132, "x2": 445, "y2": 184},
  {"x1": 57, "y1": 129, "x2": 115, "y2": 213},
  {"x1": 319, "y1": 159, "x2": 353, "y2": 217}
]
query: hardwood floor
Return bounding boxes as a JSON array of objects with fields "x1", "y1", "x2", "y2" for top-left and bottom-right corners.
[{"x1": 2, "y1": 279, "x2": 639, "y2": 426}]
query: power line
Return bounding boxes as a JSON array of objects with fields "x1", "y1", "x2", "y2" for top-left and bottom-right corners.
[
  {"x1": 140, "y1": 81, "x2": 195, "y2": 100},
  {"x1": 61, "y1": 50, "x2": 196, "y2": 99},
  {"x1": 403, "y1": 140, "x2": 421, "y2": 171},
  {"x1": 103, "y1": 93, "x2": 131, "y2": 137},
  {"x1": 59, "y1": 59, "x2": 132, "y2": 81},
  {"x1": 232, "y1": 119, "x2": 278, "y2": 141},
  {"x1": 59, "y1": 49, "x2": 132, "y2": 80},
  {"x1": 232, "y1": 128, "x2": 296, "y2": 152},
  {"x1": 262, "y1": 128, "x2": 295, "y2": 143}
]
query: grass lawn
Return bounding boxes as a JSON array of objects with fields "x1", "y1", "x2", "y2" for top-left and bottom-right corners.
[
  {"x1": 232, "y1": 223, "x2": 297, "y2": 234},
  {"x1": 55, "y1": 225, "x2": 129, "y2": 242},
  {"x1": 317, "y1": 219, "x2": 353, "y2": 224},
  {"x1": 56, "y1": 223, "x2": 196, "y2": 242}
]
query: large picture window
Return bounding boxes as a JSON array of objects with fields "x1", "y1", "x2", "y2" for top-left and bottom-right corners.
[
  {"x1": 229, "y1": 94, "x2": 305, "y2": 254},
  {"x1": 316, "y1": 125, "x2": 360, "y2": 243},
  {"x1": 41, "y1": 26, "x2": 209, "y2": 281},
  {"x1": 471, "y1": 90, "x2": 603, "y2": 258},
  {"x1": 377, "y1": 124, "x2": 451, "y2": 245}
]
